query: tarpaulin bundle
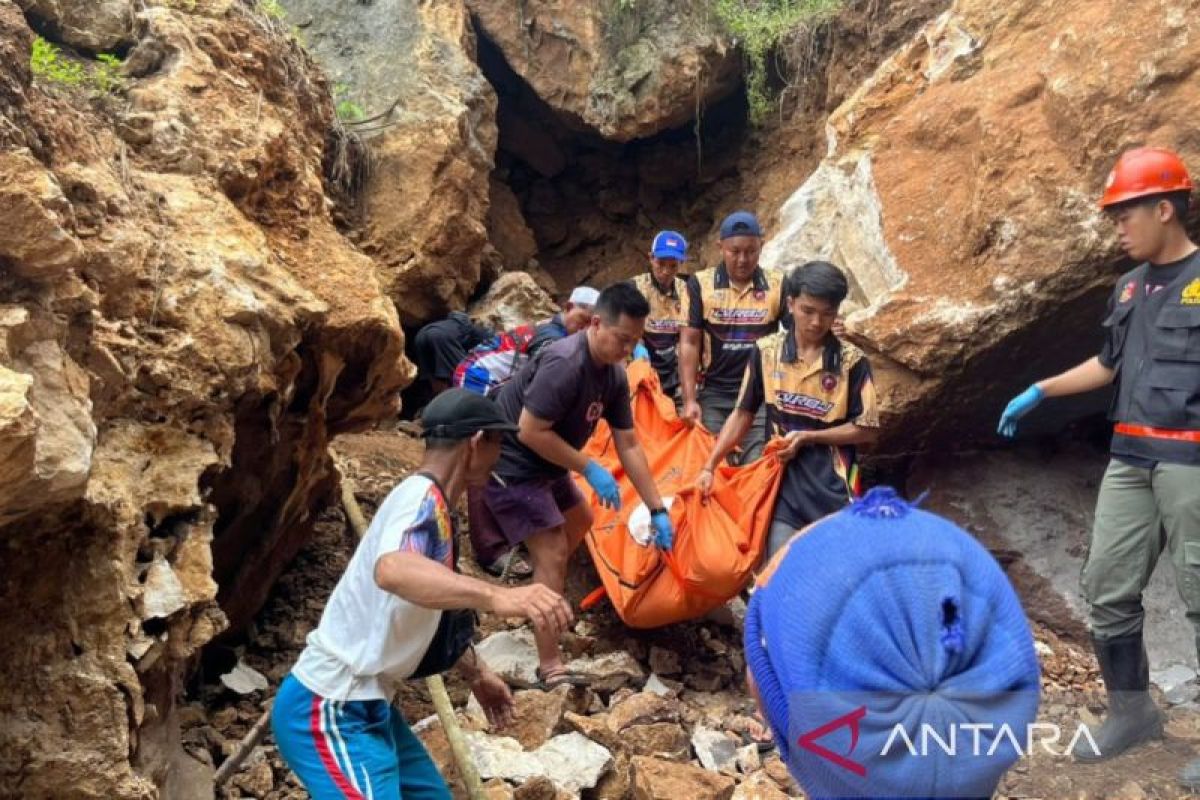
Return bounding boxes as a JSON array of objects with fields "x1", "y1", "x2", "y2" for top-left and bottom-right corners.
[{"x1": 577, "y1": 360, "x2": 786, "y2": 628}]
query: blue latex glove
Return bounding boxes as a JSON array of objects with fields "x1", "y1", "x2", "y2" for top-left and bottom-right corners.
[
  {"x1": 997, "y1": 384, "x2": 1045, "y2": 438},
  {"x1": 582, "y1": 460, "x2": 621, "y2": 510},
  {"x1": 650, "y1": 509, "x2": 673, "y2": 550},
  {"x1": 632, "y1": 342, "x2": 650, "y2": 361}
]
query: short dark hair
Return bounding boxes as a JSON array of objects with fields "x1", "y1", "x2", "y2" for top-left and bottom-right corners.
[
  {"x1": 1110, "y1": 190, "x2": 1191, "y2": 225},
  {"x1": 424, "y1": 436, "x2": 463, "y2": 452},
  {"x1": 783, "y1": 261, "x2": 849, "y2": 307},
  {"x1": 596, "y1": 282, "x2": 650, "y2": 323}
]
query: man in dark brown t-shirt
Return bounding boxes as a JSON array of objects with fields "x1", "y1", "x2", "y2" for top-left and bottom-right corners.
[{"x1": 474, "y1": 283, "x2": 673, "y2": 688}]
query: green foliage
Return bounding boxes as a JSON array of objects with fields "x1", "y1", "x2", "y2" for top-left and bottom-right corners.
[
  {"x1": 713, "y1": 0, "x2": 842, "y2": 125},
  {"x1": 333, "y1": 83, "x2": 364, "y2": 122},
  {"x1": 93, "y1": 53, "x2": 124, "y2": 94},
  {"x1": 31, "y1": 36, "x2": 84, "y2": 86},
  {"x1": 31, "y1": 37, "x2": 126, "y2": 95},
  {"x1": 260, "y1": 0, "x2": 286, "y2": 20}
]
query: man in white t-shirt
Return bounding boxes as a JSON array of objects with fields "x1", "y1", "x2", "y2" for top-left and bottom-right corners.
[{"x1": 271, "y1": 389, "x2": 574, "y2": 800}]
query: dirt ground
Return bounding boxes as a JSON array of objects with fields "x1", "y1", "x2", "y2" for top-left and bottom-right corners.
[{"x1": 193, "y1": 427, "x2": 1200, "y2": 799}]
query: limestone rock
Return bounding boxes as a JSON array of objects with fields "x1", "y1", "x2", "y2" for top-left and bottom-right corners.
[
  {"x1": 566, "y1": 650, "x2": 646, "y2": 693},
  {"x1": 642, "y1": 673, "x2": 677, "y2": 698},
  {"x1": 16, "y1": 0, "x2": 135, "y2": 52},
  {"x1": 219, "y1": 662, "x2": 269, "y2": 696},
  {"x1": 141, "y1": 557, "x2": 188, "y2": 620},
  {"x1": 285, "y1": 0, "x2": 498, "y2": 324},
  {"x1": 469, "y1": 687, "x2": 570, "y2": 750},
  {"x1": 477, "y1": 628, "x2": 540, "y2": 688},
  {"x1": 591, "y1": 753, "x2": 632, "y2": 800},
  {"x1": 631, "y1": 756, "x2": 736, "y2": 800},
  {"x1": 483, "y1": 777, "x2": 516, "y2": 800},
  {"x1": 648, "y1": 646, "x2": 681, "y2": 676},
  {"x1": 230, "y1": 759, "x2": 274, "y2": 798},
  {"x1": 562, "y1": 711, "x2": 621, "y2": 752},
  {"x1": 621, "y1": 723, "x2": 690, "y2": 761},
  {"x1": 731, "y1": 772, "x2": 792, "y2": 800},
  {"x1": 0, "y1": 149, "x2": 85, "y2": 280},
  {"x1": 760, "y1": 0, "x2": 1200, "y2": 450},
  {"x1": 468, "y1": 0, "x2": 740, "y2": 141},
  {"x1": 468, "y1": 272, "x2": 559, "y2": 333},
  {"x1": 468, "y1": 731, "x2": 612, "y2": 794},
  {"x1": 488, "y1": 179, "x2": 539, "y2": 271},
  {"x1": 607, "y1": 692, "x2": 679, "y2": 732},
  {"x1": 0, "y1": 2, "x2": 409, "y2": 795},
  {"x1": 691, "y1": 728, "x2": 739, "y2": 773},
  {"x1": 735, "y1": 744, "x2": 761, "y2": 775}
]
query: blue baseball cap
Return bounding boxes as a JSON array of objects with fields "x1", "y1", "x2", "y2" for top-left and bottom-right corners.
[
  {"x1": 651, "y1": 230, "x2": 688, "y2": 260},
  {"x1": 719, "y1": 210, "x2": 762, "y2": 240}
]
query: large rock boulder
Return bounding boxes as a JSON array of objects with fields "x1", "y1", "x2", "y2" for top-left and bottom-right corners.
[
  {"x1": 0, "y1": 1, "x2": 410, "y2": 796},
  {"x1": 468, "y1": 0, "x2": 740, "y2": 142},
  {"x1": 15, "y1": 0, "x2": 135, "y2": 51},
  {"x1": 282, "y1": 0, "x2": 498, "y2": 325},
  {"x1": 761, "y1": 0, "x2": 1200, "y2": 450}
]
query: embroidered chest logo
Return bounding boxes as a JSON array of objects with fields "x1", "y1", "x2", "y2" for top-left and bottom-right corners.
[
  {"x1": 775, "y1": 390, "x2": 835, "y2": 418},
  {"x1": 821, "y1": 373, "x2": 839, "y2": 394},
  {"x1": 1119, "y1": 281, "x2": 1136, "y2": 304},
  {"x1": 713, "y1": 307, "x2": 769, "y2": 324},
  {"x1": 585, "y1": 401, "x2": 604, "y2": 422},
  {"x1": 1182, "y1": 278, "x2": 1200, "y2": 306}
]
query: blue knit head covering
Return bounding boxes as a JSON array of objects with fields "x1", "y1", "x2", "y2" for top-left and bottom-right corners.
[{"x1": 744, "y1": 487, "x2": 1040, "y2": 800}]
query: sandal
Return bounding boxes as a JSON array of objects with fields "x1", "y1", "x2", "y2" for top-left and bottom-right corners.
[
  {"x1": 481, "y1": 549, "x2": 533, "y2": 580},
  {"x1": 741, "y1": 713, "x2": 777, "y2": 753},
  {"x1": 533, "y1": 666, "x2": 590, "y2": 691}
]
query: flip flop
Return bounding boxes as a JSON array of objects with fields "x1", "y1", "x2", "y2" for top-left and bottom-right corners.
[
  {"x1": 741, "y1": 713, "x2": 777, "y2": 752},
  {"x1": 533, "y1": 666, "x2": 590, "y2": 691},
  {"x1": 481, "y1": 549, "x2": 533, "y2": 580}
]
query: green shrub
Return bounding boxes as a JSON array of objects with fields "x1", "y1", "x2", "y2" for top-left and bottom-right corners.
[
  {"x1": 333, "y1": 83, "x2": 365, "y2": 122},
  {"x1": 261, "y1": 0, "x2": 286, "y2": 20},
  {"x1": 31, "y1": 37, "x2": 126, "y2": 95},
  {"x1": 30, "y1": 36, "x2": 85, "y2": 87},
  {"x1": 713, "y1": 0, "x2": 842, "y2": 125},
  {"x1": 92, "y1": 53, "x2": 124, "y2": 94}
]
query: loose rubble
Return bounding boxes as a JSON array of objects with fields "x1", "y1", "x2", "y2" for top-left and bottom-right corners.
[{"x1": 185, "y1": 432, "x2": 1200, "y2": 800}]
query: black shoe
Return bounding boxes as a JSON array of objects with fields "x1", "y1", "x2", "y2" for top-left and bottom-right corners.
[{"x1": 1072, "y1": 633, "x2": 1163, "y2": 762}]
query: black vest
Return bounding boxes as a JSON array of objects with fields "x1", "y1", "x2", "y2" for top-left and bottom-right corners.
[{"x1": 1104, "y1": 255, "x2": 1200, "y2": 432}]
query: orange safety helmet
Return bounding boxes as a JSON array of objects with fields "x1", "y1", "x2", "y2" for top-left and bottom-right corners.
[{"x1": 1099, "y1": 147, "x2": 1194, "y2": 208}]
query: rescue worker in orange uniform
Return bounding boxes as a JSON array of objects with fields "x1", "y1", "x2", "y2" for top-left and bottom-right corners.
[{"x1": 999, "y1": 148, "x2": 1200, "y2": 787}]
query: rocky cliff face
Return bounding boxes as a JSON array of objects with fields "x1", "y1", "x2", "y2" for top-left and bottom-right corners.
[
  {"x1": 0, "y1": 0, "x2": 410, "y2": 795},
  {"x1": 761, "y1": 0, "x2": 1200, "y2": 451},
  {"x1": 467, "y1": 0, "x2": 739, "y2": 142},
  {"x1": 282, "y1": 0, "x2": 499, "y2": 326}
]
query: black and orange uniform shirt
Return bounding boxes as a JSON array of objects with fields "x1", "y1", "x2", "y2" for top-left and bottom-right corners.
[
  {"x1": 736, "y1": 329, "x2": 880, "y2": 528},
  {"x1": 633, "y1": 272, "x2": 690, "y2": 397},
  {"x1": 685, "y1": 264, "x2": 782, "y2": 395}
]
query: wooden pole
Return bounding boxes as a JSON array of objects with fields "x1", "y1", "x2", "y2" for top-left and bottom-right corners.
[
  {"x1": 212, "y1": 699, "x2": 273, "y2": 787},
  {"x1": 340, "y1": 476, "x2": 487, "y2": 800}
]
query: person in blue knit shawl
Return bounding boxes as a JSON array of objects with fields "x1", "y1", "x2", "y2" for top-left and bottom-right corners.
[{"x1": 744, "y1": 487, "x2": 1041, "y2": 800}]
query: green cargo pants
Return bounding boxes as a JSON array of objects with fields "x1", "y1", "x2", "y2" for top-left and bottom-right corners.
[
  {"x1": 699, "y1": 386, "x2": 766, "y2": 466},
  {"x1": 1081, "y1": 459, "x2": 1200, "y2": 642}
]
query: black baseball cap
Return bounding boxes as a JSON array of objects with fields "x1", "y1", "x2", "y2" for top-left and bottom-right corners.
[{"x1": 420, "y1": 388, "x2": 518, "y2": 439}]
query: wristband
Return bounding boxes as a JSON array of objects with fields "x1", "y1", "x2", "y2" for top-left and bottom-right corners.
[{"x1": 649, "y1": 507, "x2": 667, "y2": 517}]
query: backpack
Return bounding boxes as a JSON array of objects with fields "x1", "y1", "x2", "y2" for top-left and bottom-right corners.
[{"x1": 452, "y1": 324, "x2": 537, "y2": 397}]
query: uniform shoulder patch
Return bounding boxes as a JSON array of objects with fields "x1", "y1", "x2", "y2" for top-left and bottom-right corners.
[{"x1": 1182, "y1": 277, "x2": 1200, "y2": 305}]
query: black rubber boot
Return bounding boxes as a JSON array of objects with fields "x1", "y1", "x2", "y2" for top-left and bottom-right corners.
[{"x1": 1073, "y1": 633, "x2": 1163, "y2": 762}]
